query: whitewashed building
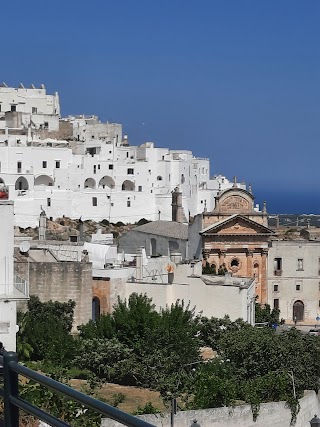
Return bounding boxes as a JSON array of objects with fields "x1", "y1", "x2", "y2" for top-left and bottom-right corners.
[
  {"x1": 0, "y1": 85, "x2": 244, "y2": 227},
  {"x1": 0, "y1": 197, "x2": 29, "y2": 351}
]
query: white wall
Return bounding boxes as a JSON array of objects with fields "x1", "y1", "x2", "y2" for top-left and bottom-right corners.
[
  {"x1": 0, "y1": 137, "x2": 237, "y2": 227},
  {"x1": 102, "y1": 390, "x2": 320, "y2": 427},
  {"x1": 0, "y1": 201, "x2": 17, "y2": 351},
  {"x1": 120, "y1": 263, "x2": 255, "y2": 323}
]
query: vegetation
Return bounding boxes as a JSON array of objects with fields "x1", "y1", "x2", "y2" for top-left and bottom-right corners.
[
  {"x1": 255, "y1": 302, "x2": 284, "y2": 325},
  {"x1": 12, "y1": 295, "x2": 320, "y2": 425}
]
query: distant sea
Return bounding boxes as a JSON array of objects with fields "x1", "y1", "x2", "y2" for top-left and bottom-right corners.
[{"x1": 253, "y1": 189, "x2": 320, "y2": 215}]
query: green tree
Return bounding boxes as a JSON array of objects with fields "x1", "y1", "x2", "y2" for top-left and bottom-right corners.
[
  {"x1": 78, "y1": 313, "x2": 115, "y2": 340},
  {"x1": 17, "y1": 296, "x2": 76, "y2": 363},
  {"x1": 255, "y1": 303, "x2": 283, "y2": 324},
  {"x1": 75, "y1": 338, "x2": 136, "y2": 383}
]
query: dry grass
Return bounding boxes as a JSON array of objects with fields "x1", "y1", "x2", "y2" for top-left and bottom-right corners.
[{"x1": 70, "y1": 380, "x2": 167, "y2": 414}]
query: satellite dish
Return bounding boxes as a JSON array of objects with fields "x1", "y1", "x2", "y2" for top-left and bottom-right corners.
[{"x1": 19, "y1": 241, "x2": 31, "y2": 253}]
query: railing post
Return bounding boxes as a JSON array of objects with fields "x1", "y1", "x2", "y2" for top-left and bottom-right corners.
[{"x1": 3, "y1": 351, "x2": 19, "y2": 427}]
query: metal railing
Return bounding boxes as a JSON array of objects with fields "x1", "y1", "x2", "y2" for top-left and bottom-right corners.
[{"x1": 0, "y1": 351, "x2": 155, "y2": 427}]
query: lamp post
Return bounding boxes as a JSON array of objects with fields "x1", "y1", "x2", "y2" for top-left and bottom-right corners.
[{"x1": 310, "y1": 414, "x2": 320, "y2": 426}]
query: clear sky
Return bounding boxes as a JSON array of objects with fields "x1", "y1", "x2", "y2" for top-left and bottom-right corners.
[{"x1": 2, "y1": 1, "x2": 320, "y2": 213}]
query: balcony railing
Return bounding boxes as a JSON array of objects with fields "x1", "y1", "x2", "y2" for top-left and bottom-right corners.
[
  {"x1": 14, "y1": 275, "x2": 29, "y2": 298},
  {"x1": 0, "y1": 351, "x2": 155, "y2": 427}
]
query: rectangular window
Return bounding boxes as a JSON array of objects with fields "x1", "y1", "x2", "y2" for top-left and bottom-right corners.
[
  {"x1": 92, "y1": 197, "x2": 97, "y2": 206},
  {"x1": 274, "y1": 258, "x2": 282, "y2": 275},
  {"x1": 0, "y1": 104, "x2": 2, "y2": 112},
  {"x1": 32, "y1": 107, "x2": 37, "y2": 114},
  {"x1": 109, "y1": 164, "x2": 113, "y2": 170},
  {"x1": 273, "y1": 299, "x2": 279, "y2": 309},
  {"x1": 17, "y1": 161, "x2": 22, "y2": 173},
  {"x1": 297, "y1": 259, "x2": 303, "y2": 270},
  {"x1": 127, "y1": 200, "x2": 131, "y2": 207},
  {"x1": 273, "y1": 284, "x2": 278, "y2": 292},
  {"x1": 55, "y1": 160, "x2": 60, "y2": 169},
  {"x1": 44, "y1": 121, "x2": 49, "y2": 129},
  {"x1": 127, "y1": 168, "x2": 134, "y2": 175},
  {"x1": 93, "y1": 165, "x2": 96, "y2": 174},
  {"x1": 47, "y1": 198, "x2": 51, "y2": 207},
  {"x1": 98, "y1": 165, "x2": 100, "y2": 170},
  {"x1": 42, "y1": 161, "x2": 47, "y2": 168},
  {"x1": 138, "y1": 186, "x2": 142, "y2": 192},
  {"x1": 11, "y1": 105, "x2": 16, "y2": 112},
  {"x1": 296, "y1": 284, "x2": 300, "y2": 291}
]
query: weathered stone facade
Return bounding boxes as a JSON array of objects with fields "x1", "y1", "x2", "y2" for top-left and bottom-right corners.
[
  {"x1": 201, "y1": 186, "x2": 273, "y2": 303},
  {"x1": 15, "y1": 260, "x2": 92, "y2": 330}
]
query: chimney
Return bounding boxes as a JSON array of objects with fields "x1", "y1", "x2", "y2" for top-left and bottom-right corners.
[
  {"x1": 172, "y1": 187, "x2": 184, "y2": 223},
  {"x1": 39, "y1": 209, "x2": 47, "y2": 240}
]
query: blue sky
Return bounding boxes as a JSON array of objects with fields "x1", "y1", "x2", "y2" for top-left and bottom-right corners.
[{"x1": 2, "y1": 1, "x2": 320, "y2": 212}]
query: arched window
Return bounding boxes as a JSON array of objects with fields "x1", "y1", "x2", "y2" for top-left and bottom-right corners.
[
  {"x1": 0, "y1": 178, "x2": 5, "y2": 184},
  {"x1": 34, "y1": 175, "x2": 54, "y2": 186},
  {"x1": 121, "y1": 180, "x2": 135, "y2": 191},
  {"x1": 169, "y1": 240, "x2": 179, "y2": 252},
  {"x1": 92, "y1": 297, "x2": 100, "y2": 321},
  {"x1": 181, "y1": 174, "x2": 185, "y2": 184},
  {"x1": 15, "y1": 176, "x2": 29, "y2": 191},
  {"x1": 98, "y1": 176, "x2": 115, "y2": 189},
  {"x1": 84, "y1": 178, "x2": 96, "y2": 189},
  {"x1": 157, "y1": 176, "x2": 163, "y2": 181},
  {"x1": 253, "y1": 262, "x2": 259, "y2": 278},
  {"x1": 293, "y1": 300, "x2": 304, "y2": 322}
]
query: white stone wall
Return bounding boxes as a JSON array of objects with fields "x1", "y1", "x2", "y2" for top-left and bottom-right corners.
[
  {"x1": 0, "y1": 137, "x2": 236, "y2": 227},
  {"x1": 102, "y1": 390, "x2": 320, "y2": 427},
  {"x1": 0, "y1": 201, "x2": 17, "y2": 351},
  {"x1": 116, "y1": 263, "x2": 255, "y2": 323},
  {"x1": 0, "y1": 86, "x2": 60, "y2": 116},
  {"x1": 268, "y1": 240, "x2": 320, "y2": 324}
]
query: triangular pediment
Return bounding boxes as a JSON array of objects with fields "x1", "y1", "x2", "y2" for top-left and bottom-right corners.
[{"x1": 201, "y1": 214, "x2": 274, "y2": 236}]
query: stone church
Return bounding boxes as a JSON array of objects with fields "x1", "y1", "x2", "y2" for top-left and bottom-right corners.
[{"x1": 201, "y1": 183, "x2": 274, "y2": 303}]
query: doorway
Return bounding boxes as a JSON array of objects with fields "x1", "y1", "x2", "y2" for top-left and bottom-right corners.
[{"x1": 293, "y1": 300, "x2": 304, "y2": 322}]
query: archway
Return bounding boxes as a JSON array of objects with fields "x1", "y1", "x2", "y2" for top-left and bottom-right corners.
[
  {"x1": 121, "y1": 180, "x2": 135, "y2": 191},
  {"x1": 92, "y1": 296, "x2": 101, "y2": 321},
  {"x1": 99, "y1": 176, "x2": 115, "y2": 189},
  {"x1": 0, "y1": 177, "x2": 4, "y2": 184},
  {"x1": 34, "y1": 175, "x2": 54, "y2": 186},
  {"x1": 84, "y1": 178, "x2": 96, "y2": 189},
  {"x1": 293, "y1": 300, "x2": 304, "y2": 322},
  {"x1": 15, "y1": 176, "x2": 29, "y2": 191}
]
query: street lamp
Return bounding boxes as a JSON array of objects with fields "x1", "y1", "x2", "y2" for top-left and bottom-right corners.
[{"x1": 310, "y1": 414, "x2": 320, "y2": 426}]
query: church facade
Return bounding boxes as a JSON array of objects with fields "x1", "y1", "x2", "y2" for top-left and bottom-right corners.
[{"x1": 201, "y1": 184, "x2": 274, "y2": 303}]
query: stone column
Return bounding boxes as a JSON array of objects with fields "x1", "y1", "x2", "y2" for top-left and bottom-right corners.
[
  {"x1": 260, "y1": 249, "x2": 268, "y2": 304},
  {"x1": 247, "y1": 250, "x2": 253, "y2": 277},
  {"x1": 219, "y1": 249, "x2": 226, "y2": 266}
]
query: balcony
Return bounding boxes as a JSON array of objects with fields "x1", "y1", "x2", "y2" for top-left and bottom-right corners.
[{"x1": 274, "y1": 270, "x2": 282, "y2": 277}]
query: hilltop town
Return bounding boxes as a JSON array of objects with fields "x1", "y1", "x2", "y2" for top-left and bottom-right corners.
[{"x1": 2, "y1": 84, "x2": 320, "y2": 426}]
